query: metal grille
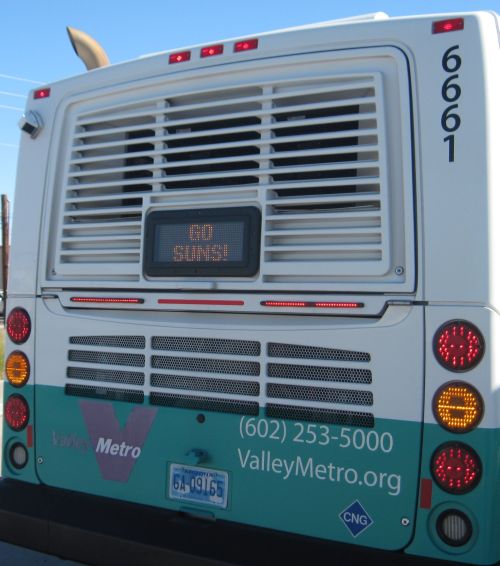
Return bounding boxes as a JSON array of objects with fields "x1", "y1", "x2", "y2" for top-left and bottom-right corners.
[
  {"x1": 65, "y1": 384, "x2": 144, "y2": 404},
  {"x1": 151, "y1": 373, "x2": 259, "y2": 396},
  {"x1": 152, "y1": 336, "x2": 260, "y2": 356},
  {"x1": 62, "y1": 333, "x2": 375, "y2": 422},
  {"x1": 152, "y1": 355, "x2": 260, "y2": 376},
  {"x1": 68, "y1": 350, "x2": 145, "y2": 367},
  {"x1": 150, "y1": 392, "x2": 259, "y2": 415},
  {"x1": 267, "y1": 383, "x2": 372, "y2": 405},
  {"x1": 50, "y1": 53, "x2": 414, "y2": 291},
  {"x1": 70, "y1": 336, "x2": 145, "y2": 349},
  {"x1": 268, "y1": 342, "x2": 370, "y2": 362},
  {"x1": 268, "y1": 362, "x2": 371, "y2": 383},
  {"x1": 67, "y1": 366, "x2": 145, "y2": 386},
  {"x1": 265, "y1": 403, "x2": 374, "y2": 428}
]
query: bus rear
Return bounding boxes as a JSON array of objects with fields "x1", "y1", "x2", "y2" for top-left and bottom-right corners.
[{"x1": 3, "y1": 11, "x2": 500, "y2": 565}]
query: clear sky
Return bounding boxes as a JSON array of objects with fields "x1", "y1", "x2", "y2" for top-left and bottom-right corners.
[{"x1": 1, "y1": 0, "x2": 499, "y2": 210}]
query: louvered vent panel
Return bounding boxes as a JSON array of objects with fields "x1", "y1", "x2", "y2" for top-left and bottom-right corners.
[
  {"x1": 266, "y1": 341, "x2": 374, "y2": 427},
  {"x1": 53, "y1": 63, "x2": 398, "y2": 288},
  {"x1": 64, "y1": 334, "x2": 374, "y2": 424},
  {"x1": 149, "y1": 335, "x2": 261, "y2": 415},
  {"x1": 66, "y1": 335, "x2": 147, "y2": 403}
]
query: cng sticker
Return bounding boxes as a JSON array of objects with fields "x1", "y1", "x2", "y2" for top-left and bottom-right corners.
[{"x1": 339, "y1": 500, "x2": 373, "y2": 537}]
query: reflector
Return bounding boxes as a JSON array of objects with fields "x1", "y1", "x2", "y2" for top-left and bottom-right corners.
[{"x1": 158, "y1": 299, "x2": 244, "y2": 306}]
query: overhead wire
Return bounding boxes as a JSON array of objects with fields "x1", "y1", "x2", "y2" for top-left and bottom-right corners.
[{"x1": 0, "y1": 73, "x2": 43, "y2": 84}]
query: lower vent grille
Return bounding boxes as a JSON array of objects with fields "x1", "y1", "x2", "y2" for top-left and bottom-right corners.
[
  {"x1": 150, "y1": 392, "x2": 259, "y2": 415},
  {"x1": 267, "y1": 383, "x2": 372, "y2": 405},
  {"x1": 67, "y1": 367, "x2": 145, "y2": 386},
  {"x1": 152, "y1": 355, "x2": 260, "y2": 376},
  {"x1": 151, "y1": 373, "x2": 259, "y2": 396},
  {"x1": 65, "y1": 334, "x2": 374, "y2": 426},
  {"x1": 268, "y1": 362, "x2": 371, "y2": 384},
  {"x1": 65, "y1": 384, "x2": 144, "y2": 404},
  {"x1": 265, "y1": 404, "x2": 374, "y2": 428},
  {"x1": 152, "y1": 336, "x2": 260, "y2": 356}
]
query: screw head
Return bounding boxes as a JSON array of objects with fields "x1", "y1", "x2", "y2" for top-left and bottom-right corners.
[
  {"x1": 395, "y1": 266, "x2": 405, "y2": 276},
  {"x1": 401, "y1": 517, "x2": 410, "y2": 526},
  {"x1": 37, "y1": 457, "x2": 44, "y2": 465}
]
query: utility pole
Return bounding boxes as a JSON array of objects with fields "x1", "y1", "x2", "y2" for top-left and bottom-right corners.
[{"x1": 1, "y1": 194, "x2": 10, "y2": 312}]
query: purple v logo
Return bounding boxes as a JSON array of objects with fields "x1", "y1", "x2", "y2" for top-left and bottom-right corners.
[{"x1": 80, "y1": 401, "x2": 157, "y2": 483}]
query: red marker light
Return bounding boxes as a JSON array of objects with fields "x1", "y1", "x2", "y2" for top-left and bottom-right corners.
[
  {"x1": 432, "y1": 18, "x2": 464, "y2": 34},
  {"x1": 33, "y1": 88, "x2": 51, "y2": 100},
  {"x1": 234, "y1": 39, "x2": 259, "y2": 52},
  {"x1": 201, "y1": 44, "x2": 224, "y2": 57},
  {"x1": 169, "y1": 51, "x2": 191, "y2": 64}
]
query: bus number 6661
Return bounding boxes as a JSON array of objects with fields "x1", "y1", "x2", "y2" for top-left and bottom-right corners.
[{"x1": 441, "y1": 45, "x2": 462, "y2": 162}]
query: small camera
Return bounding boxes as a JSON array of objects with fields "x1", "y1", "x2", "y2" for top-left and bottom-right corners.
[{"x1": 18, "y1": 111, "x2": 43, "y2": 139}]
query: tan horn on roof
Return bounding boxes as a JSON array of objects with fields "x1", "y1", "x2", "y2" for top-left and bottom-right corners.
[{"x1": 66, "y1": 26, "x2": 110, "y2": 70}]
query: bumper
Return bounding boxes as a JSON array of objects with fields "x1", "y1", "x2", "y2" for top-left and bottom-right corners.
[{"x1": 0, "y1": 478, "x2": 463, "y2": 566}]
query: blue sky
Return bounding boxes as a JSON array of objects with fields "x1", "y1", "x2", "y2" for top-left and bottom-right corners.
[{"x1": 1, "y1": 0, "x2": 499, "y2": 210}]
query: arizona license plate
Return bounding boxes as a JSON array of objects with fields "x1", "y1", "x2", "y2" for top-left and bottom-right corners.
[{"x1": 169, "y1": 463, "x2": 229, "y2": 509}]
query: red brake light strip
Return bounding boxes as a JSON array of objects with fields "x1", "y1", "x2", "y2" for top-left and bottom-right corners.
[
  {"x1": 261, "y1": 301, "x2": 363, "y2": 309},
  {"x1": 70, "y1": 297, "x2": 144, "y2": 304}
]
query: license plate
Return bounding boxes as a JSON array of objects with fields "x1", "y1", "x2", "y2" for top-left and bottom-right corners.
[{"x1": 169, "y1": 464, "x2": 228, "y2": 509}]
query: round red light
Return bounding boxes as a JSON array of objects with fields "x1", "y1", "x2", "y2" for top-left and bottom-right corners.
[
  {"x1": 4, "y1": 394, "x2": 30, "y2": 431},
  {"x1": 431, "y1": 443, "x2": 481, "y2": 494},
  {"x1": 6, "y1": 308, "x2": 31, "y2": 345},
  {"x1": 434, "y1": 321, "x2": 484, "y2": 371}
]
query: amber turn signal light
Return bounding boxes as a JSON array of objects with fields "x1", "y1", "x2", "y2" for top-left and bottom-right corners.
[
  {"x1": 433, "y1": 382, "x2": 483, "y2": 433},
  {"x1": 5, "y1": 351, "x2": 30, "y2": 387}
]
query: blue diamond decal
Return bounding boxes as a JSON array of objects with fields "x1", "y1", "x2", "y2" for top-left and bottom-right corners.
[{"x1": 339, "y1": 500, "x2": 373, "y2": 538}]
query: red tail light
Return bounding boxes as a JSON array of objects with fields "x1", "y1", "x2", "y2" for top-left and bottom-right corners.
[
  {"x1": 434, "y1": 321, "x2": 484, "y2": 371},
  {"x1": 432, "y1": 442, "x2": 481, "y2": 494},
  {"x1": 6, "y1": 308, "x2": 31, "y2": 344},
  {"x1": 4, "y1": 395, "x2": 30, "y2": 431}
]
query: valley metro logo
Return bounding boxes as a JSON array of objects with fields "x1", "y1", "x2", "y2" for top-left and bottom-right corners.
[{"x1": 80, "y1": 400, "x2": 158, "y2": 483}]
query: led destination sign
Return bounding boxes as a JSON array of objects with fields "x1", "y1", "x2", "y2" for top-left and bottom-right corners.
[{"x1": 144, "y1": 207, "x2": 260, "y2": 277}]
